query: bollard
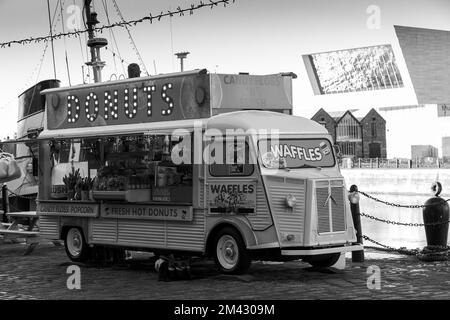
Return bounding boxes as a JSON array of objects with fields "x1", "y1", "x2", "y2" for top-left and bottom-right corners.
[
  {"x1": 349, "y1": 185, "x2": 364, "y2": 262},
  {"x1": 1, "y1": 185, "x2": 8, "y2": 223},
  {"x1": 423, "y1": 182, "x2": 449, "y2": 247}
]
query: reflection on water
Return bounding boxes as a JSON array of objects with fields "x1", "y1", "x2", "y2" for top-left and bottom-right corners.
[{"x1": 359, "y1": 194, "x2": 449, "y2": 249}]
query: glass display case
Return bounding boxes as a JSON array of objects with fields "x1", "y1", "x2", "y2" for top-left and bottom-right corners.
[{"x1": 48, "y1": 133, "x2": 193, "y2": 204}]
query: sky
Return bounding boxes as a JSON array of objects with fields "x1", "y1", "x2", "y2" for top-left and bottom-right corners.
[{"x1": 0, "y1": 0, "x2": 449, "y2": 156}]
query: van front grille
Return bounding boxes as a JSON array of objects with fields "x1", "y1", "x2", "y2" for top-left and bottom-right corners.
[
  {"x1": 331, "y1": 186, "x2": 346, "y2": 231},
  {"x1": 316, "y1": 187, "x2": 331, "y2": 233},
  {"x1": 315, "y1": 180, "x2": 346, "y2": 233}
]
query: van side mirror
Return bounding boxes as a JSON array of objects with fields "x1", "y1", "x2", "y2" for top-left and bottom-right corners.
[{"x1": 333, "y1": 145, "x2": 341, "y2": 157}]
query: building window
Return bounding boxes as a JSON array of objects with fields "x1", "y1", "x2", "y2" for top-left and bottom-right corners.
[
  {"x1": 336, "y1": 114, "x2": 361, "y2": 142},
  {"x1": 371, "y1": 120, "x2": 377, "y2": 138},
  {"x1": 340, "y1": 142, "x2": 356, "y2": 157},
  {"x1": 317, "y1": 117, "x2": 327, "y2": 127}
]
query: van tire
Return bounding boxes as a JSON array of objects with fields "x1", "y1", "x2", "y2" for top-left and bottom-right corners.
[
  {"x1": 64, "y1": 227, "x2": 90, "y2": 263},
  {"x1": 304, "y1": 253, "x2": 341, "y2": 268},
  {"x1": 213, "y1": 227, "x2": 251, "y2": 274}
]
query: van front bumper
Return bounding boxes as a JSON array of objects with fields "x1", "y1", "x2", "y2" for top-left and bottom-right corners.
[{"x1": 281, "y1": 243, "x2": 363, "y2": 256}]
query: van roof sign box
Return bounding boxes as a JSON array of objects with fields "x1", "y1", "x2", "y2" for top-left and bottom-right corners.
[
  {"x1": 42, "y1": 69, "x2": 294, "y2": 130},
  {"x1": 210, "y1": 73, "x2": 293, "y2": 113}
]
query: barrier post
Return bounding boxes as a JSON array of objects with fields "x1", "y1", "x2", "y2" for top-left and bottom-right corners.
[
  {"x1": 423, "y1": 182, "x2": 449, "y2": 247},
  {"x1": 349, "y1": 185, "x2": 364, "y2": 262},
  {"x1": 2, "y1": 185, "x2": 8, "y2": 223}
]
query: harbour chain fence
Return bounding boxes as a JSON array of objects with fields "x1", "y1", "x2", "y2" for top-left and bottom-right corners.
[{"x1": 357, "y1": 190, "x2": 450, "y2": 259}]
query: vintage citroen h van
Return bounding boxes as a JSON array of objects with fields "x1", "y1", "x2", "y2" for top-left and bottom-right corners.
[{"x1": 37, "y1": 70, "x2": 362, "y2": 274}]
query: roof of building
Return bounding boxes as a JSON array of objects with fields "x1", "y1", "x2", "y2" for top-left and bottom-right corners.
[
  {"x1": 313, "y1": 108, "x2": 385, "y2": 124},
  {"x1": 351, "y1": 109, "x2": 368, "y2": 121},
  {"x1": 327, "y1": 111, "x2": 347, "y2": 120},
  {"x1": 327, "y1": 109, "x2": 361, "y2": 120}
]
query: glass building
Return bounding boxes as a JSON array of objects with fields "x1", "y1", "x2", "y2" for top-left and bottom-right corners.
[{"x1": 306, "y1": 44, "x2": 404, "y2": 95}]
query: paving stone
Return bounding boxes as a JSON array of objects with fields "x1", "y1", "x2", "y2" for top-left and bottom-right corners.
[{"x1": 0, "y1": 242, "x2": 449, "y2": 299}]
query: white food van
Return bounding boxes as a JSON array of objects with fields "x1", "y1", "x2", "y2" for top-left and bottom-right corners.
[{"x1": 37, "y1": 69, "x2": 362, "y2": 274}]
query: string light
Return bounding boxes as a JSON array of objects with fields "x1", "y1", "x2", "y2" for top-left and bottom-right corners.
[{"x1": 0, "y1": 0, "x2": 236, "y2": 49}]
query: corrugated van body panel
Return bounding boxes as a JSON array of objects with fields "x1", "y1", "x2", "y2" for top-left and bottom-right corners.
[
  {"x1": 166, "y1": 210, "x2": 205, "y2": 251},
  {"x1": 247, "y1": 183, "x2": 273, "y2": 230},
  {"x1": 38, "y1": 216, "x2": 59, "y2": 239},
  {"x1": 117, "y1": 220, "x2": 165, "y2": 247},
  {"x1": 92, "y1": 218, "x2": 117, "y2": 243},
  {"x1": 265, "y1": 176, "x2": 306, "y2": 245}
]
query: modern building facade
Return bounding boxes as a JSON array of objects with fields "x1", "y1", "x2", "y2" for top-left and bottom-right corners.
[
  {"x1": 301, "y1": 25, "x2": 450, "y2": 159},
  {"x1": 442, "y1": 137, "x2": 450, "y2": 159},
  {"x1": 311, "y1": 108, "x2": 386, "y2": 158},
  {"x1": 411, "y1": 145, "x2": 438, "y2": 160}
]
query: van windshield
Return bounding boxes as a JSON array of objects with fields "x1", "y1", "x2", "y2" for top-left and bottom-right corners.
[{"x1": 258, "y1": 138, "x2": 335, "y2": 169}]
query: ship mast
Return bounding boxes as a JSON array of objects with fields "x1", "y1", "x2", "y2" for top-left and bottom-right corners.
[{"x1": 84, "y1": 0, "x2": 107, "y2": 83}]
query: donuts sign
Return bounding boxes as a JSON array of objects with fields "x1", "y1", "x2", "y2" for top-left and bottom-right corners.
[{"x1": 44, "y1": 73, "x2": 211, "y2": 130}]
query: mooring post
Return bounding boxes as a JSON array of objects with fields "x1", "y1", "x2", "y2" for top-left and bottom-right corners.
[
  {"x1": 2, "y1": 185, "x2": 8, "y2": 223},
  {"x1": 349, "y1": 184, "x2": 364, "y2": 262},
  {"x1": 423, "y1": 182, "x2": 449, "y2": 247}
]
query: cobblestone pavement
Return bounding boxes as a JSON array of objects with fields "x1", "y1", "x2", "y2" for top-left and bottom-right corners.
[{"x1": 0, "y1": 241, "x2": 449, "y2": 300}]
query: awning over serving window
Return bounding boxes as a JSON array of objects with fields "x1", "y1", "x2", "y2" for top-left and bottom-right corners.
[{"x1": 38, "y1": 119, "x2": 203, "y2": 140}]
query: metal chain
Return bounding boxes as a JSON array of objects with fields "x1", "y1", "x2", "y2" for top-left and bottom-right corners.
[
  {"x1": 362, "y1": 235, "x2": 420, "y2": 256},
  {"x1": 360, "y1": 212, "x2": 450, "y2": 227},
  {"x1": 6, "y1": 188, "x2": 36, "y2": 200},
  {"x1": 357, "y1": 191, "x2": 436, "y2": 208}
]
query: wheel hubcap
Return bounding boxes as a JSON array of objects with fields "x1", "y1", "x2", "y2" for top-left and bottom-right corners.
[
  {"x1": 225, "y1": 247, "x2": 234, "y2": 258},
  {"x1": 217, "y1": 235, "x2": 238, "y2": 270},
  {"x1": 67, "y1": 229, "x2": 83, "y2": 257}
]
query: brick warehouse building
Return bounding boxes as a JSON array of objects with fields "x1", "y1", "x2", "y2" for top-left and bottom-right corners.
[{"x1": 311, "y1": 108, "x2": 386, "y2": 159}]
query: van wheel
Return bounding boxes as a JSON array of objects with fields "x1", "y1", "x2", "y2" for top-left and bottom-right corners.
[
  {"x1": 304, "y1": 253, "x2": 341, "y2": 268},
  {"x1": 64, "y1": 227, "x2": 89, "y2": 263},
  {"x1": 213, "y1": 227, "x2": 251, "y2": 274}
]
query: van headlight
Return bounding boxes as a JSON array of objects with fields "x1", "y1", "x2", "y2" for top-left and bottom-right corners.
[{"x1": 285, "y1": 194, "x2": 297, "y2": 208}]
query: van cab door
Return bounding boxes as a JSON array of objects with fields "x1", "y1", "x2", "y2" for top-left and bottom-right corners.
[{"x1": 205, "y1": 136, "x2": 273, "y2": 232}]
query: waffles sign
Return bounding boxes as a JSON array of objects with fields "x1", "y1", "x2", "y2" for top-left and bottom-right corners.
[
  {"x1": 270, "y1": 144, "x2": 326, "y2": 162},
  {"x1": 209, "y1": 182, "x2": 256, "y2": 214}
]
